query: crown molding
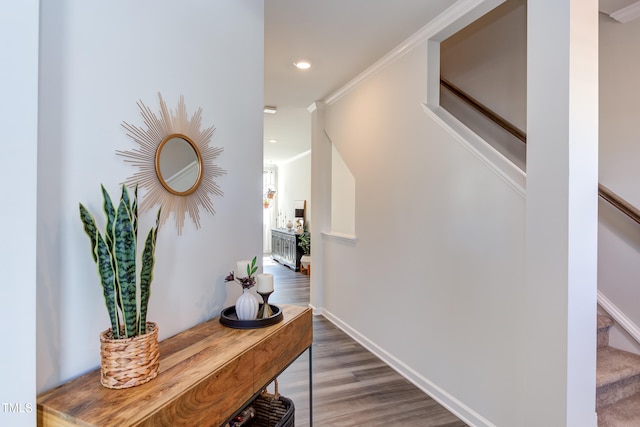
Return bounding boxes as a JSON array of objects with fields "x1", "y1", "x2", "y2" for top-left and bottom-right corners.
[{"x1": 324, "y1": 0, "x2": 505, "y2": 106}]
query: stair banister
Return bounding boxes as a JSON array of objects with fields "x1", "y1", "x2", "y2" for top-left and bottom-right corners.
[
  {"x1": 440, "y1": 77, "x2": 640, "y2": 224},
  {"x1": 440, "y1": 78, "x2": 526, "y2": 143},
  {"x1": 598, "y1": 183, "x2": 640, "y2": 225}
]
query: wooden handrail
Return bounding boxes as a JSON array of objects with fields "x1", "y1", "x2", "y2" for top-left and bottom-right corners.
[
  {"x1": 440, "y1": 77, "x2": 527, "y2": 143},
  {"x1": 440, "y1": 77, "x2": 640, "y2": 225},
  {"x1": 599, "y1": 184, "x2": 640, "y2": 225}
]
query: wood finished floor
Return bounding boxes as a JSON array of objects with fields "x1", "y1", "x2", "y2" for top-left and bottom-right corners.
[{"x1": 263, "y1": 257, "x2": 468, "y2": 427}]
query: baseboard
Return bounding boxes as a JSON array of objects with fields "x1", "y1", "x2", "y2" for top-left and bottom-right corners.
[
  {"x1": 308, "y1": 303, "x2": 323, "y2": 316},
  {"x1": 321, "y1": 309, "x2": 495, "y2": 427}
]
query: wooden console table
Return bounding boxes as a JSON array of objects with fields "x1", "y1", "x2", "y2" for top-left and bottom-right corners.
[{"x1": 37, "y1": 305, "x2": 312, "y2": 426}]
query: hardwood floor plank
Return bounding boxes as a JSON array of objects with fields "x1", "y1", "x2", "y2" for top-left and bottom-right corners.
[{"x1": 263, "y1": 256, "x2": 467, "y2": 427}]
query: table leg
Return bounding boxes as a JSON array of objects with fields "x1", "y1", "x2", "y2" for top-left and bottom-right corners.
[{"x1": 309, "y1": 345, "x2": 313, "y2": 426}]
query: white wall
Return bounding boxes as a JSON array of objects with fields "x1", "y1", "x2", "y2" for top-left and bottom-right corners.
[
  {"x1": 263, "y1": 166, "x2": 278, "y2": 252},
  {"x1": 598, "y1": 13, "x2": 640, "y2": 353},
  {"x1": 323, "y1": 37, "x2": 526, "y2": 427},
  {"x1": 309, "y1": 103, "x2": 331, "y2": 312},
  {"x1": 524, "y1": 1, "x2": 598, "y2": 425},
  {"x1": 440, "y1": 0, "x2": 640, "y2": 362},
  {"x1": 600, "y1": 14, "x2": 640, "y2": 203},
  {"x1": 440, "y1": 0, "x2": 527, "y2": 130},
  {"x1": 331, "y1": 145, "x2": 355, "y2": 235},
  {"x1": 36, "y1": 1, "x2": 264, "y2": 393},
  {"x1": 318, "y1": 1, "x2": 598, "y2": 425},
  {"x1": 440, "y1": 7, "x2": 640, "y2": 358},
  {"x1": 276, "y1": 152, "x2": 311, "y2": 229},
  {"x1": 1, "y1": 2, "x2": 39, "y2": 426}
]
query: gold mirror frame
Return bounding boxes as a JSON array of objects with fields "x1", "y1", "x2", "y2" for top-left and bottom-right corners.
[
  {"x1": 155, "y1": 133, "x2": 202, "y2": 196},
  {"x1": 118, "y1": 93, "x2": 225, "y2": 234}
]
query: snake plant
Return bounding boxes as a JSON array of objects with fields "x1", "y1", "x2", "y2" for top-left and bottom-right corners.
[{"x1": 79, "y1": 184, "x2": 161, "y2": 339}]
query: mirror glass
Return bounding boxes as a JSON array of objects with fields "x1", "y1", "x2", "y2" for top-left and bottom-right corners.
[{"x1": 155, "y1": 135, "x2": 202, "y2": 195}]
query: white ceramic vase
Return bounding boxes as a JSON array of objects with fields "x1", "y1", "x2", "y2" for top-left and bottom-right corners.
[{"x1": 235, "y1": 288, "x2": 259, "y2": 320}]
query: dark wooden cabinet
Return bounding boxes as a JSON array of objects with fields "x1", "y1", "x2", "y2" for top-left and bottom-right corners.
[{"x1": 271, "y1": 228, "x2": 302, "y2": 271}]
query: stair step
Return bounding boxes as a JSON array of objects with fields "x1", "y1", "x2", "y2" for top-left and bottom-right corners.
[
  {"x1": 598, "y1": 393, "x2": 640, "y2": 427},
  {"x1": 597, "y1": 346, "x2": 640, "y2": 408},
  {"x1": 598, "y1": 314, "x2": 614, "y2": 330},
  {"x1": 598, "y1": 315, "x2": 614, "y2": 348}
]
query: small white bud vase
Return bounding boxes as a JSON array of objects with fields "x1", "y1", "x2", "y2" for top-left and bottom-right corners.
[{"x1": 235, "y1": 288, "x2": 259, "y2": 320}]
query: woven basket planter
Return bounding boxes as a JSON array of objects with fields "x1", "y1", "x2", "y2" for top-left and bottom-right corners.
[{"x1": 99, "y1": 322, "x2": 160, "y2": 389}]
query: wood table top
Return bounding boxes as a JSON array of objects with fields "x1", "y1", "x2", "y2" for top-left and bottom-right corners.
[{"x1": 37, "y1": 304, "x2": 312, "y2": 427}]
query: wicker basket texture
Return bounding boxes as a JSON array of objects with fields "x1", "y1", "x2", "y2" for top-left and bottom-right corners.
[
  {"x1": 251, "y1": 380, "x2": 295, "y2": 427},
  {"x1": 99, "y1": 321, "x2": 159, "y2": 389}
]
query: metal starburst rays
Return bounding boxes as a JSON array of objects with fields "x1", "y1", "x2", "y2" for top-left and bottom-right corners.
[{"x1": 118, "y1": 93, "x2": 225, "y2": 235}]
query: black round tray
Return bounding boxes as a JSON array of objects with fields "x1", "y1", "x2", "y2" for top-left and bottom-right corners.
[{"x1": 220, "y1": 304, "x2": 283, "y2": 329}]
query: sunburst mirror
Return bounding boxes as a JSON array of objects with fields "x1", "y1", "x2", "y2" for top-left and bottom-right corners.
[{"x1": 118, "y1": 93, "x2": 225, "y2": 235}]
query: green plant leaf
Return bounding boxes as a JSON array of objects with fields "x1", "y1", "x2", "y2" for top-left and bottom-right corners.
[
  {"x1": 139, "y1": 207, "x2": 161, "y2": 335},
  {"x1": 101, "y1": 184, "x2": 116, "y2": 254},
  {"x1": 114, "y1": 197, "x2": 137, "y2": 338},
  {"x1": 298, "y1": 231, "x2": 311, "y2": 255},
  {"x1": 81, "y1": 185, "x2": 161, "y2": 339},
  {"x1": 95, "y1": 231, "x2": 120, "y2": 338},
  {"x1": 247, "y1": 256, "x2": 258, "y2": 278},
  {"x1": 153, "y1": 207, "x2": 161, "y2": 246},
  {"x1": 120, "y1": 184, "x2": 134, "y2": 242},
  {"x1": 101, "y1": 185, "x2": 123, "y2": 314},
  {"x1": 79, "y1": 203, "x2": 99, "y2": 263},
  {"x1": 132, "y1": 184, "x2": 138, "y2": 240},
  {"x1": 138, "y1": 227, "x2": 155, "y2": 335},
  {"x1": 121, "y1": 184, "x2": 131, "y2": 217}
]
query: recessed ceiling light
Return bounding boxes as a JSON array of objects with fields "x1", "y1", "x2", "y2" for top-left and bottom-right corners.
[
  {"x1": 294, "y1": 61, "x2": 311, "y2": 70},
  {"x1": 263, "y1": 106, "x2": 277, "y2": 114},
  {"x1": 268, "y1": 139, "x2": 278, "y2": 144}
]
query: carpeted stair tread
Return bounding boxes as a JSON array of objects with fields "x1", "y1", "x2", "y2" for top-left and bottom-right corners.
[
  {"x1": 598, "y1": 315, "x2": 614, "y2": 348},
  {"x1": 597, "y1": 346, "x2": 640, "y2": 387},
  {"x1": 598, "y1": 393, "x2": 640, "y2": 427},
  {"x1": 598, "y1": 315, "x2": 614, "y2": 330}
]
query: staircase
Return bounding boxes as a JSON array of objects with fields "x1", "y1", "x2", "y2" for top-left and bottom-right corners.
[
  {"x1": 438, "y1": 75, "x2": 640, "y2": 425},
  {"x1": 597, "y1": 315, "x2": 640, "y2": 426}
]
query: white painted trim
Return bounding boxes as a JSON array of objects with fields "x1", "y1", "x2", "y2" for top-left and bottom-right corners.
[
  {"x1": 307, "y1": 100, "x2": 325, "y2": 113},
  {"x1": 324, "y1": 0, "x2": 505, "y2": 106},
  {"x1": 598, "y1": 290, "x2": 640, "y2": 345},
  {"x1": 322, "y1": 231, "x2": 357, "y2": 244},
  {"x1": 610, "y1": 1, "x2": 640, "y2": 23},
  {"x1": 321, "y1": 309, "x2": 495, "y2": 427},
  {"x1": 422, "y1": 104, "x2": 526, "y2": 197},
  {"x1": 308, "y1": 303, "x2": 323, "y2": 316}
]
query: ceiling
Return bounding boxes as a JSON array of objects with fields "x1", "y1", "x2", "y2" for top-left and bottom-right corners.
[
  {"x1": 263, "y1": 0, "x2": 453, "y2": 165},
  {"x1": 263, "y1": 0, "x2": 640, "y2": 166}
]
